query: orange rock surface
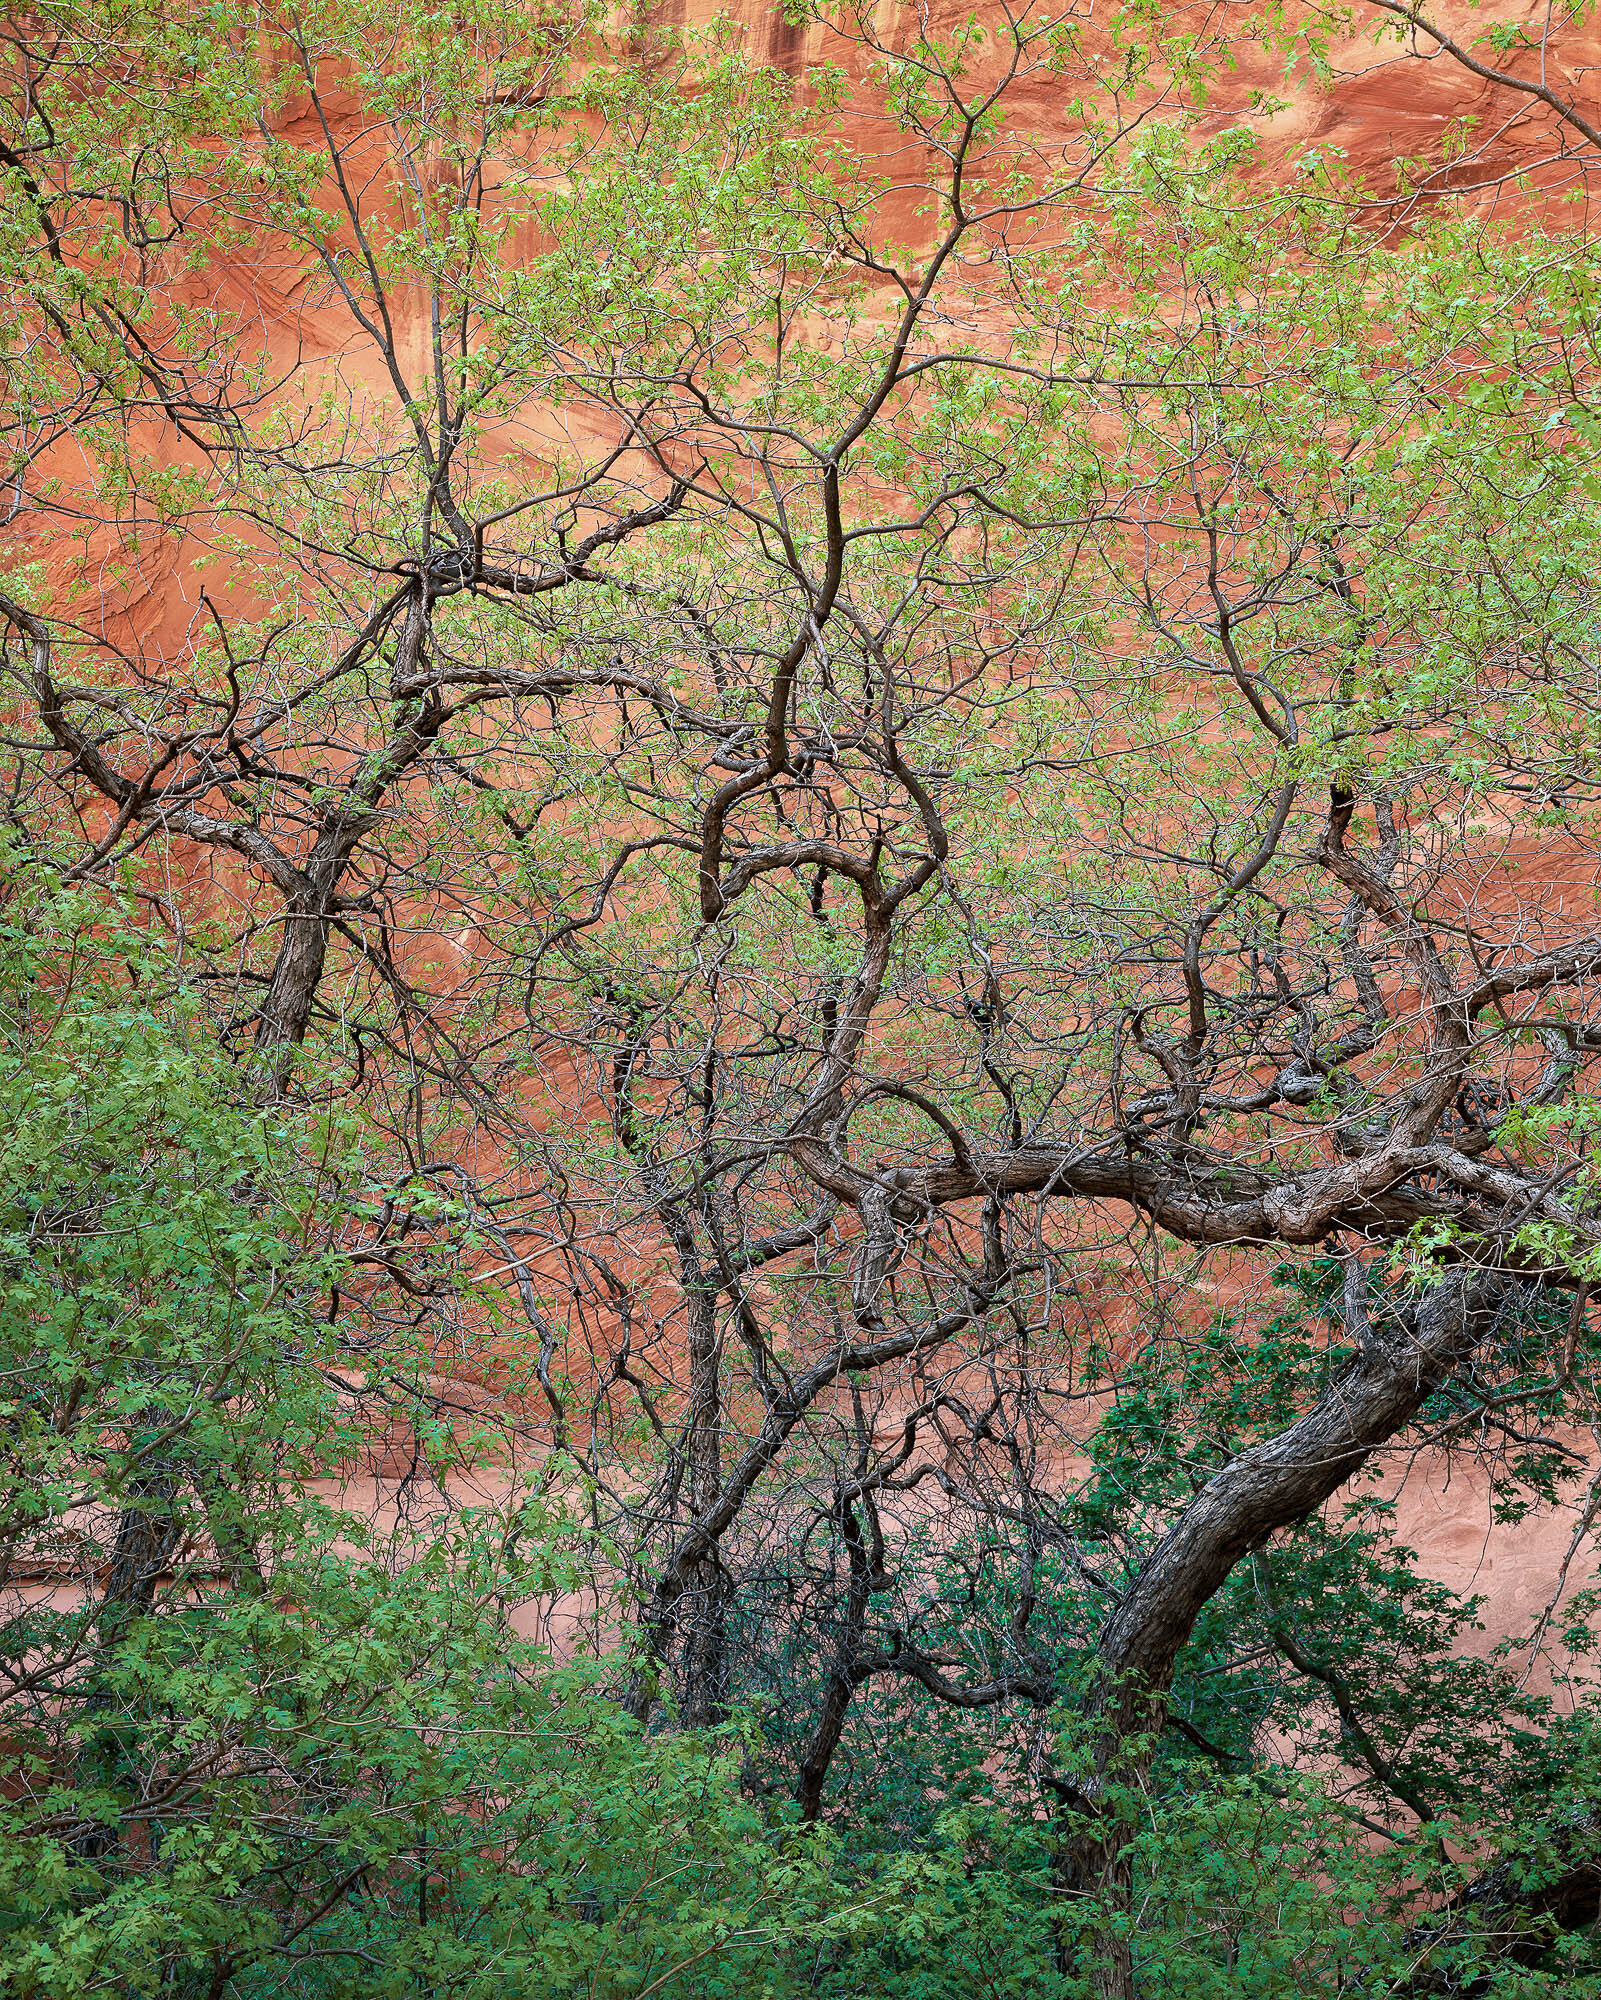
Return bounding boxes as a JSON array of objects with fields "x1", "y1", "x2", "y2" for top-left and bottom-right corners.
[{"x1": 10, "y1": 0, "x2": 1601, "y2": 1668}]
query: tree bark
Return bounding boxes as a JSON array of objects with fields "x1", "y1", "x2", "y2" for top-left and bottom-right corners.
[
  {"x1": 251, "y1": 891, "x2": 334, "y2": 1096},
  {"x1": 74, "y1": 1469, "x2": 183, "y2": 1860},
  {"x1": 1391, "y1": 1811, "x2": 1601, "y2": 1993},
  {"x1": 679, "y1": 1277, "x2": 729, "y2": 1727},
  {"x1": 1056, "y1": 1264, "x2": 1503, "y2": 2000},
  {"x1": 794, "y1": 1495, "x2": 873, "y2": 1820}
]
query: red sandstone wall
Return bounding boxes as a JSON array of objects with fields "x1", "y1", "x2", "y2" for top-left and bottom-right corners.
[{"x1": 10, "y1": 0, "x2": 1601, "y2": 1666}]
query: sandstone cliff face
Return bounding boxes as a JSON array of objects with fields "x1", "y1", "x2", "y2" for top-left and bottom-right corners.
[
  {"x1": 28, "y1": 2, "x2": 1601, "y2": 661},
  {"x1": 8, "y1": 1, "x2": 1600, "y2": 1678},
  {"x1": 647, "y1": 0, "x2": 1601, "y2": 197}
]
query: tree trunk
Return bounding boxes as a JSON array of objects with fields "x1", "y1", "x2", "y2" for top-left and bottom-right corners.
[
  {"x1": 74, "y1": 1469, "x2": 183, "y2": 1859},
  {"x1": 1056, "y1": 1264, "x2": 1502, "y2": 1998},
  {"x1": 794, "y1": 1495, "x2": 873, "y2": 1820},
  {"x1": 249, "y1": 594, "x2": 432, "y2": 1100},
  {"x1": 680, "y1": 1280, "x2": 729, "y2": 1726},
  {"x1": 1392, "y1": 1809, "x2": 1601, "y2": 1992},
  {"x1": 251, "y1": 890, "x2": 332, "y2": 1097}
]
